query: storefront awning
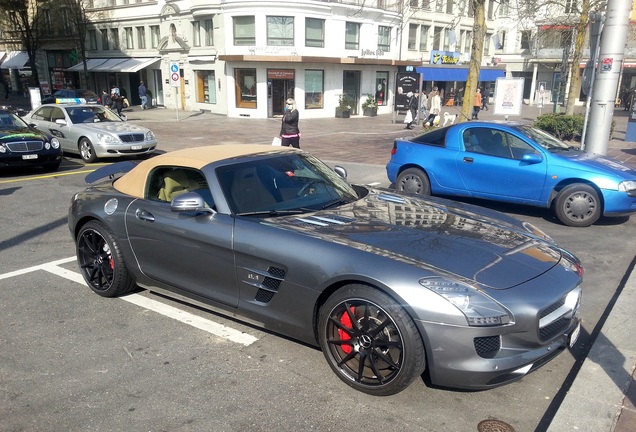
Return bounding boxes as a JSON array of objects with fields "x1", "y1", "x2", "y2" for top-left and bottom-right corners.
[
  {"x1": 416, "y1": 66, "x2": 506, "y2": 82},
  {"x1": 1, "y1": 51, "x2": 29, "y2": 69},
  {"x1": 66, "y1": 57, "x2": 160, "y2": 73}
]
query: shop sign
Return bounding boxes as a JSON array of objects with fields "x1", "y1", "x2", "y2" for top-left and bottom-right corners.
[
  {"x1": 430, "y1": 51, "x2": 460, "y2": 65},
  {"x1": 360, "y1": 49, "x2": 385, "y2": 58},
  {"x1": 267, "y1": 69, "x2": 295, "y2": 79},
  {"x1": 394, "y1": 72, "x2": 420, "y2": 110}
]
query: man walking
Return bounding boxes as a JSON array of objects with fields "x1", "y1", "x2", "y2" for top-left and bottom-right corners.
[
  {"x1": 472, "y1": 88, "x2": 482, "y2": 120},
  {"x1": 138, "y1": 81, "x2": 147, "y2": 110},
  {"x1": 482, "y1": 86, "x2": 490, "y2": 111}
]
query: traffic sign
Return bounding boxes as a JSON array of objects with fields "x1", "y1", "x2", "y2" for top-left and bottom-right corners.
[{"x1": 169, "y1": 62, "x2": 180, "y2": 87}]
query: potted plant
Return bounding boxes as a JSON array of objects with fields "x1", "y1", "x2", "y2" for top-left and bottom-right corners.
[
  {"x1": 362, "y1": 94, "x2": 378, "y2": 117},
  {"x1": 335, "y1": 94, "x2": 351, "y2": 118}
]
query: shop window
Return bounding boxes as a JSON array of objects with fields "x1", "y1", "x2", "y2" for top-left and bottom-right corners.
[
  {"x1": 305, "y1": 18, "x2": 324, "y2": 48},
  {"x1": 196, "y1": 70, "x2": 216, "y2": 104},
  {"x1": 234, "y1": 16, "x2": 255, "y2": 46},
  {"x1": 235, "y1": 69, "x2": 257, "y2": 109},
  {"x1": 267, "y1": 16, "x2": 294, "y2": 46},
  {"x1": 375, "y1": 72, "x2": 388, "y2": 106},
  {"x1": 305, "y1": 70, "x2": 323, "y2": 109}
]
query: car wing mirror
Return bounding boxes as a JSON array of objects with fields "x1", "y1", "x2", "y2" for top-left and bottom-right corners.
[
  {"x1": 171, "y1": 192, "x2": 215, "y2": 214},
  {"x1": 521, "y1": 153, "x2": 543, "y2": 164},
  {"x1": 54, "y1": 119, "x2": 67, "y2": 126},
  {"x1": 334, "y1": 165, "x2": 347, "y2": 180}
]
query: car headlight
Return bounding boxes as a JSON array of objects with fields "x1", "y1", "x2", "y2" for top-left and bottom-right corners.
[
  {"x1": 618, "y1": 180, "x2": 636, "y2": 192},
  {"x1": 50, "y1": 137, "x2": 60, "y2": 149},
  {"x1": 0, "y1": 144, "x2": 6, "y2": 153},
  {"x1": 97, "y1": 133, "x2": 121, "y2": 143},
  {"x1": 145, "y1": 131, "x2": 155, "y2": 141},
  {"x1": 419, "y1": 277, "x2": 512, "y2": 326}
]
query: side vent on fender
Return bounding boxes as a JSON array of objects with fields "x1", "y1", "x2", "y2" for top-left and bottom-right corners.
[{"x1": 255, "y1": 267, "x2": 286, "y2": 303}]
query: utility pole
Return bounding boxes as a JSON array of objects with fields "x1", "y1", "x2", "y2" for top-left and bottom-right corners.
[{"x1": 584, "y1": 0, "x2": 632, "y2": 155}]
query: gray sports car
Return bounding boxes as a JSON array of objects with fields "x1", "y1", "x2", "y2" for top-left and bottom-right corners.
[
  {"x1": 23, "y1": 103, "x2": 157, "y2": 163},
  {"x1": 68, "y1": 145, "x2": 583, "y2": 396}
]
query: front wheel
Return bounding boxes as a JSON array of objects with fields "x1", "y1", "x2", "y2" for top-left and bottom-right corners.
[
  {"x1": 79, "y1": 138, "x2": 98, "y2": 163},
  {"x1": 553, "y1": 183, "x2": 601, "y2": 227},
  {"x1": 76, "y1": 220, "x2": 135, "y2": 297},
  {"x1": 318, "y1": 284, "x2": 426, "y2": 396},
  {"x1": 395, "y1": 168, "x2": 431, "y2": 195}
]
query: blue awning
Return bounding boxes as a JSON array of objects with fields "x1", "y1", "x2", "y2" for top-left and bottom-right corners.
[{"x1": 416, "y1": 67, "x2": 505, "y2": 82}]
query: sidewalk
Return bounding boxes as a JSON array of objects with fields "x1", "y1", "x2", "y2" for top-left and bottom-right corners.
[{"x1": 5, "y1": 96, "x2": 636, "y2": 431}]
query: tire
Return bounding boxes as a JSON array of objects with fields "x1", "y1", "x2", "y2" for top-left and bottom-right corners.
[
  {"x1": 318, "y1": 284, "x2": 426, "y2": 396},
  {"x1": 76, "y1": 220, "x2": 136, "y2": 297},
  {"x1": 396, "y1": 168, "x2": 431, "y2": 195},
  {"x1": 553, "y1": 183, "x2": 601, "y2": 227},
  {"x1": 79, "y1": 138, "x2": 98, "y2": 163}
]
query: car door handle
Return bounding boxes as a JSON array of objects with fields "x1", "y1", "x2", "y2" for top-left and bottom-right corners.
[
  {"x1": 135, "y1": 208, "x2": 155, "y2": 222},
  {"x1": 463, "y1": 157, "x2": 474, "y2": 163}
]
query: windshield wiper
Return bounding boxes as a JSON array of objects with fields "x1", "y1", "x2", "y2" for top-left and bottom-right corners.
[
  {"x1": 236, "y1": 209, "x2": 307, "y2": 217},
  {"x1": 321, "y1": 198, "x2": 352, "y2": 210}
]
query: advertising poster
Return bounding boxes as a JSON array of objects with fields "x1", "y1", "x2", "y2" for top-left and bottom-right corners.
[
  {"x1": 493, "y1": 77, "x2": 525, "y2": 116},
  {"x1": 394, "y1": 72, "x2": 420, "y2": 110}
]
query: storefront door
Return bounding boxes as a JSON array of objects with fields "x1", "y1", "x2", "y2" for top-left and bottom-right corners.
[
  {"x1": 343, "y1": 70, "x2": 361, "y2": 115},
  {"x1": 268, "y1": 69, "x2": 295, "y2": 117}
]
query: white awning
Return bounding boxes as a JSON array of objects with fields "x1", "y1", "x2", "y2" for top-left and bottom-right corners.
[
  {"x1": 66, "y1": 57, "x2": 160, "y2": 73},
  {"x1": 1, "y1": 51, "x2": 29, "y2": 69}
]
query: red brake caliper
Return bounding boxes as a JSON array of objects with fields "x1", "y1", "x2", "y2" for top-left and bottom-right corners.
[{"x1": 338, "y1": 306, "x2": 355, "y2": 354}]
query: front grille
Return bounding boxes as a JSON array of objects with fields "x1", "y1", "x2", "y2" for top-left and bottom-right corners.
[
  {"x1": 538, "y1": 292, "x2": 578, "y2": 342},
  {"x1": 6, "y1": 141, "x2": 44, "y2": 152},
  {"x1": 118, "y1": 133, "x2": 145, "y2": 143},
  {"x1": 539, "y1": 317, "x2": 570, "y2": 340},
  {"x1": 474, "y1": 336, "x2": 501, "y2": 358}
]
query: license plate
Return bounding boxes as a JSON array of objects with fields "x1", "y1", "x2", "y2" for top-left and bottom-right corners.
[
  {"x1": 22, "y1": 154, "x2": 38, "y2": 160},
  {"x1": 568, "y1": 322, "x2": 581, "y2": 348},
  {"x1": 131, "y1": 145, "x2": 142, "y2": 150}
]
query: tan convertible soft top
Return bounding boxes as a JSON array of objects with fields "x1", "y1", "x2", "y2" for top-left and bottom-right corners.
[{"x1": 114, "y1": 144, "x2": 294, "y2": 198}]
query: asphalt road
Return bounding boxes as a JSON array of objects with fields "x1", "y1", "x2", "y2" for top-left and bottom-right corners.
[{"x1": 1, "y1": 112, "x2": 635, "y2": 431}]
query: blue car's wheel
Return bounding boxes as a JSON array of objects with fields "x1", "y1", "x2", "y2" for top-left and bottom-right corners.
[
  {"x1": 396, "y1": 168, "x2": 431, "y2": 195},
  {"x1": 318, "y1": 284, "x2": 426, "y2": 396},
  {"x1": 553, "y1": 183, "x2": 601, "y2": 227}
]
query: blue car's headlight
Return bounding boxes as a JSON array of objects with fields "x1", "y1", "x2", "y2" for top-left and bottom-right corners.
[
  {"x1": 618, "y1": 180, "x2": 636, "y2": 192},
  {"x1": 419, "y1": 277, "x2": 512, "y2": 326}
]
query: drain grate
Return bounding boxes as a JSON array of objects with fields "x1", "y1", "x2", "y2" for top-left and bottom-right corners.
[{"x1": 477, "y1": 419, "x2": 516, "y2": 432}]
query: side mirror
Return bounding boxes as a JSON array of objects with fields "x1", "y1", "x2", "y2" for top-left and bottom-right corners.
[
  {"x1": 521, "y1": 153, "x2": 543, "y2": 164},
  {"x1": 54, "y1": 119, "x2": 67, "y2": 126},
  {"x1": 171, "y1": 192, "x2": 215, "y2": 214},
  {"x1": 334, "y1": 165, "x2": 347, "y2": 180}
]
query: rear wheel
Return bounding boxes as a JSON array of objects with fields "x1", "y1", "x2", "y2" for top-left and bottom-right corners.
[
  {"x1": 79, "y1": 138, "x2": 97, "y2": 163},
  {"x1": 318, "y1": 284, "x2": 426, "y2": 396},
  {"x1": 553, "y1": 183, "x2": 601, "y2": 227},
  {"x1": 396, "y1": 168, "x2": 431, "y2": 195},
  {"x1": 76, "y1": 220, "x2": 135, "y2": 297}
]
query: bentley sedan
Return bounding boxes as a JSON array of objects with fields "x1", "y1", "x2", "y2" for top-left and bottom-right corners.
[
  {"x1": 69, "y1": 145, "x2": 583, "y2": 396},
  {"x1": 0, "y1": 108, "x2": 62, "y2": 170},
  {"x1": 23, "y1": 103, "x2": 156, "y2": 163},
  {"x1": 386, "y1": 122, "x2": 636, "y2": 227}
]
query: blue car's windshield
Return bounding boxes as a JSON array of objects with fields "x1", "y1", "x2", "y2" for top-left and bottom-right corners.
[{"x1": 517, "y1": 125, "x2": 571, "y2": 151}]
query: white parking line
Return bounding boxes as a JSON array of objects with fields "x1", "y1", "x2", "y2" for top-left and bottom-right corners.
[{"x1": 1, "y1": 257, "x2": 258, "y2": 346}]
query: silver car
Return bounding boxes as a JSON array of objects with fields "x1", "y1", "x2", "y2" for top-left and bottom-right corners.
[
  {"x1": 24, "y1": 103, "x2": 157, "y2": 163},
  {"x1": 69, "y1": 145, "x2": 584, "y2": 396}
]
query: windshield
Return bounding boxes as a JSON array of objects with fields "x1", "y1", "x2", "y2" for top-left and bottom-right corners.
[
  {"x1": 0, "y1": 111, "x2": 29, "y2": 128},
  {"x1": 516, "y1": 125, "x2": 571, "y2": 151},
  {"x1": 216, "y1": 152, "x2": 359, "y2": 215},
  {"x1": 65, "y1": 106, "x2": 123, "y2": 124}
]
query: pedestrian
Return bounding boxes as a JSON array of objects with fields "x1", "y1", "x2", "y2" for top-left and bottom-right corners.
[
  {"x1": 482, "y1": 86, "x2": 490, "y2": 111},
  {"x1": 138, "y1": 81, "x2": 147, "y2": 110},
  {"x1": 424, "y1": 90, "x2": 441, "y2": 127},
  {"x1": 404, "y1": 91, "x2": 418, "y2": 129},
  {"x1": 3, "y1": 80, "x2": 10, "y2": 99},
  {"x1": 472, "y1": 88, "x2": 482, "y2": 120},
  {"x1": 111, "y1": 90, "x2": 123, "y2": 116},
  {"x1": 101, "y1": 89, "x2": 111, "y2": 107},
  {"x1": 420, "y1": 92, "x2": 428, "y2": 121},
  {"x1": 280, "y1": 98, "x2": 300, "y2": 148}
]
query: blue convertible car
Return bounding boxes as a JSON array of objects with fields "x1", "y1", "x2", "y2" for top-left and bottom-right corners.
[{"x1": 386, "y1": 122, "x2": 636, "y2": 227}]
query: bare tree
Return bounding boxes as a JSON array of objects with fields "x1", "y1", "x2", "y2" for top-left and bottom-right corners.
[
  {"x1": 461, "y1": 0, "x2": 487, "y2": 121},
  {"x1": 57, "y1": 0, "x2": 93, "y2": 87},
  {"x1": 0, "y1": 0, "x2": 48, "y2": 86}
]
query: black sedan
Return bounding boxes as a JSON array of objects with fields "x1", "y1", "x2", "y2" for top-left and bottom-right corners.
[
  {"x1": 0, "y1": 108, "x2": 62, "y2": 170},
  {"x1": 69, "y1": 145, "x2": 583, "y2": 395}
]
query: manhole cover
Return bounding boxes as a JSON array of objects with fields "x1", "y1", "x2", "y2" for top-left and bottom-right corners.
[{"x1": 477, "y1": 419, "x2": 516, "y2": 432}]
